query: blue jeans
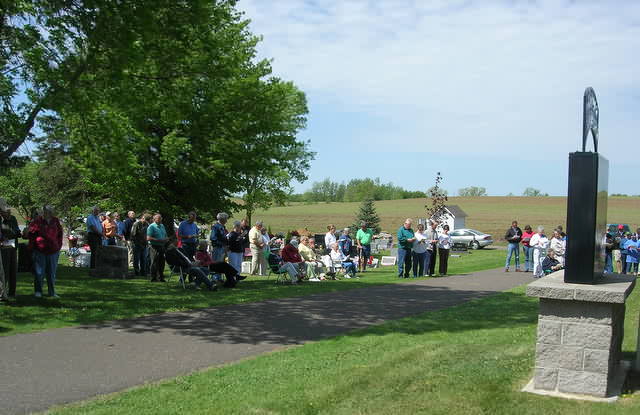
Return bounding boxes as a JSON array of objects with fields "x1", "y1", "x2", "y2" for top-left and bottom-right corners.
[
  {"x1": 412, "y1": 251, "x2": 426, "y2": 277},
  {"x1": 626, "y1": 261, "x2": 638, "y2": 274},
  {"x1": 211, "y1": 246, "x2": 226, "y2": 262},
  {"x1": 397, "y1": 248, "x2": 412, "y2": 277},
  {"x1": 228, "y1": 251, "x2": 243, "y2": 273},
  {"x1": 505, "y1": 243, "x2": 520, "y2": 270},
  {"x1": 604, "y1": 252, "x2": 613, "y2": 273},
  {"x1": 33, "y1": 251, "x2": 60, "y2": 296},
  {"x1": 424, "y1": 250, "x2": 434, "y2": 276},
  {"x1": 342, "y1": 261, "x2": 357, "y2": 276},
  {"x1": 133, "y1": 244, "x2": 149, "y2": 275},
  {"x1": 523, "y1": 245, "x2": 533, "y2": 271}
]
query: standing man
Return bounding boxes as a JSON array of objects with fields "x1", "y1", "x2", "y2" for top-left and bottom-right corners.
[
  {"x1": 0, "y1": 201, "x2": 21, "y2": 298},
  {"x1": 612, "y1": 225, "x2": 625, "y2": 273},
  {"x1": 249, "y1": 220, "x2": 267, "y2": 275},
  {"x1": 123, "y1": 211, "x2": 136, "y2": 268},
  {"x1": 504, "y1": 220, "x2": 522, "y2": 272},
  {"x1": 425, "y1": 220, "x2": 439, "y2": 276},
  {"x1": 356, "y1": 221, "x2": 374, "y2": 272},
  {"x1": 178, "y1": 211, "x2": 199, "y2": 259},
  {"x1": 114, "y1": 212, "x2": 126, "y2": 245},
  {"x1": 86, "y1": 206, "x2": 103, "y2": 269},
  {"x1": 147, "y1": 213, "x2": 168, "y2": 282},
  {"x1": 210, "y1": 212, "x2": 229, "y2": 262},
  {"x1": 130, "y1": 214, "x2": 150, "y2": 276},
  {"x1": 396, "y1": 218, "x2": 416, "y2": 278}
]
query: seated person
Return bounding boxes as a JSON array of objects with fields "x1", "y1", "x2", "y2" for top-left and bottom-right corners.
[
  {"x1": 165, "y1": 245, "x2": 217, "y2": 291},
  {"x1": 298, "y1": 236, "x2": 326, "y2": 281},
  {"x1": 541, "y1": 248, "x2": 563, "y2": 275},
  {"x1": 330, "y1": 242, "x2": 357, "y2": 278},
  {"x1": 194, "y1": 241, "x2": 245, "y2": 288},
  {"x1": 281, "y1": 238, "x2": 306, "y2": 277},
  {"x1": 338, "y1": 228, "x2": 353, "y2": 256},
  {"x1": 267, "y1": 248, "x2": 301, "y2": 284}
]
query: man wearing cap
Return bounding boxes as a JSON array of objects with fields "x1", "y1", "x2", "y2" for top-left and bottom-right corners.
[
  {"x1": 86, "y1": 206, "x2": 103, "y2": 269},
  {"x1": 0, "y1": 200, "x2": 21, "y2": 298},
  {"x1": 356, "y1": 221, "x2": 374, "y2": 272}
]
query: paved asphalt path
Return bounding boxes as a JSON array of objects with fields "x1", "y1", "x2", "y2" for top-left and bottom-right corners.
[{"x1": 1, "y1": 268, "x2": 531, "y2": 414}]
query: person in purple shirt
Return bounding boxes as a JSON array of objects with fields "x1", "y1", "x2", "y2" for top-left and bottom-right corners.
[{"x1": 178, "y1": 211, "x2": 199, "y2": 259}]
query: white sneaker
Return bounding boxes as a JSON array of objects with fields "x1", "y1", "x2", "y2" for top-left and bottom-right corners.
[
  {"x1": 51, "y1": 294, "x2": 60, "y2": 298},
  {"x1": 309, "y1": 277, "x2": 320, "y2": 282},
  {"x1": 344, "y1": 275, "x2": 351, "y2": 279},
  {"x1": 319, "y1": 273, "x2": 326, "y2": 279},
  {"x1": 34, "y1": 292, "x2": 42, "y2": 298}
]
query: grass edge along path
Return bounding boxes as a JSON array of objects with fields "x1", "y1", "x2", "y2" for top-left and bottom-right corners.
[
  {"x1": 51, "y1": 284, "x2": 640, "y2": 415},
  {"x1": 2, "y1": 249, "x2": 505, "y2": 336}
]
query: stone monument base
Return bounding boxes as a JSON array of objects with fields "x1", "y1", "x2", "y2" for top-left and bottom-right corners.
[
  {"x1": 525, "y1": 271, "x2": 636, "y2": 399},
  {"x1": 89, "y1": 245, "x2": 128, "y2": 279}
]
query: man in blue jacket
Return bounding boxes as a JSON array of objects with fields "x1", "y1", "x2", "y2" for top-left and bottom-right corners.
[{"x1": 397, "y1": 219, "x2": 416, "y2": 278}]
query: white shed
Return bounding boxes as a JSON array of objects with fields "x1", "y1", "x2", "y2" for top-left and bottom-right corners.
[{"x1": 419, "y1": 205, "x2": 467, "y2": 231}]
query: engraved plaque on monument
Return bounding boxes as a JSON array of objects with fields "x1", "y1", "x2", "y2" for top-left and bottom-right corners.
[{"x1": 564, "y1": 87, "x2": 608, "y2": 284}]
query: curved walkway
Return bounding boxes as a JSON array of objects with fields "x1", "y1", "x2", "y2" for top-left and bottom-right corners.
[{"x1": 0, "y1": 269, "x2": 532, "y2": 414}]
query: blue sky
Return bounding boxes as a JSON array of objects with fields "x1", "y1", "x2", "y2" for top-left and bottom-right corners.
[{"x1": 239, "y1": 0, "x2": 640, "y2": 196}]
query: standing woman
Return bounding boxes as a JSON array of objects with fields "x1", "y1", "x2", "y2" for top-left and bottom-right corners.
[
  {"x1": 412, "y1": 223, "x2": 428, "y2": 277},
  {"x1": 227, "y1": 220, "x2": 245, "y2": 274},
  {"x1": 549, "y1": 229, "x2": 566, "y2": 265},
  {"x1": 521, "y1": 225, "x2": 534, "y2": 272},
  {"x1": 529, "y1": 226, "x2": 549, "y2": 278},
  {"x1": 437, "y1": 225, "x2": 452, "y2": 276},
  {"x1": 28, "y1": 206, "x2": 63, "y2": 298},
  {"x1": 324, "y1": 225, "x2": 337, "y2": 254}
]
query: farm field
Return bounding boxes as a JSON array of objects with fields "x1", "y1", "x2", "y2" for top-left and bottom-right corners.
[{"x1": 252, "y1": 196, "x2": 640, "y2": 243}]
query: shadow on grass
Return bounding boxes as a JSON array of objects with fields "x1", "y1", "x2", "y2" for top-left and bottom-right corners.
[{"x1": 76, "y1": 283, "x2": 538, "y2": 347}]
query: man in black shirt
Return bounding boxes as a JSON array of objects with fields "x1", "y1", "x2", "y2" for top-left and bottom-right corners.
[
  {"x1": 504, "y1": 220, "x2": 522, "y2": 272},
  {"x1": 0, "y1": 202, "x2": 21, "y2": 298}
]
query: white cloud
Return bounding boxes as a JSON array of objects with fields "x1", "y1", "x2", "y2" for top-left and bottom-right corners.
[{"x1": 239, "y1": 0, "x2": 640, "y2": 159}]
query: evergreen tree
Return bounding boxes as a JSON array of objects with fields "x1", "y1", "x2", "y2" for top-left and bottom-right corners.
[{"x1": 352, "y1": 199, "x2": 381, "y2": 234}]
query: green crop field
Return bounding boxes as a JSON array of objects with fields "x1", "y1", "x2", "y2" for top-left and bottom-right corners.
[{"x1": 251, "y1": 196, "x2": 640, "y2": 243}]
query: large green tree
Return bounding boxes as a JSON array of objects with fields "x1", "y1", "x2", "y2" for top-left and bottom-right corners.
[
  {"x1": 51, "y1": 1, "x2": 312, "y2": 231},
  {"x1": 0, "y1": 0, "x2": 168, "y2": 167}
]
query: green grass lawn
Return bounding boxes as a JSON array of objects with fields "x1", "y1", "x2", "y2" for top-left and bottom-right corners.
[
  {"x1": 50, "y1": 280, "x2": 640, "y2": 415},
  {"x1": 1, "y1": 248, "x2": 505, "y2": 336}
]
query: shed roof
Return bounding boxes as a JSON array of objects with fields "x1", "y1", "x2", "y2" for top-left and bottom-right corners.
[{"x1": 445, "y1": 205, "x2": 468, "y2": 218}]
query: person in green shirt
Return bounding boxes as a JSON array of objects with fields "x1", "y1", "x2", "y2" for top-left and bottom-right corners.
[
  {"x1": 147, "y1": 214, "x2": 168, "y2": 282},
  {"x1": 356, "y1": 221, "x2": 374, "y2": 272},
  {"x1": 396, "y1": 219, "x2": 416, "y2": 278}
]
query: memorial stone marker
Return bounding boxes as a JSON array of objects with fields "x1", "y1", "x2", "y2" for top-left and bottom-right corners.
[
  {"x1": 525, "y1": 88, "x2": 637, "y2": 400},
  {"x1": 89, "y1": 245, "x2": 128, "y2": 279}
]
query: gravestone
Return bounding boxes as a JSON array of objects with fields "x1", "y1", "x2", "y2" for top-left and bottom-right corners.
[
  {"x1": 524, "y1": 88, "x2": 637, "y2": 401},
  {"x1": 89, "y1": 245, "x2": 128, "y2": 279}
]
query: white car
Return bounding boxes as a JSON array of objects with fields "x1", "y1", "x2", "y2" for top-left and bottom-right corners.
[{"x1": 449, "y1": 228, "x2": 493, "y2": 250}]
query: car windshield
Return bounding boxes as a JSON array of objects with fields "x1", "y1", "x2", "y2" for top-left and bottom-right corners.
[{"x1": 467, "y1": 229, "x2": 483, "y2": 235}]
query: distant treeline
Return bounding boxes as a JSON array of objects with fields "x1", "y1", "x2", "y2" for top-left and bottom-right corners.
[{"x1": 288, "y1": 178, "x2": 426, "y2": 203}]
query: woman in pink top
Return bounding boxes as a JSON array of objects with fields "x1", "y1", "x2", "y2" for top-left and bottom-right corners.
[{"x1": 521, "y1": 225, "x2": 534, "y2": 272}]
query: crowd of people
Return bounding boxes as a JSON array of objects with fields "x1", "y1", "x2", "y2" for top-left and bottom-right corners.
[
  {"x1": 2, "y1": 199, "x2": 637, "y2": 303},
  {"x1": 394, "y1": 218, "x2": 451, "y2": 278}
]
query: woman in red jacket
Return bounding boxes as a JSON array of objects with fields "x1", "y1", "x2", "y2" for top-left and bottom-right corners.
[{"x1": 28, "y1": 206, "x2": 63, "y2": 298}]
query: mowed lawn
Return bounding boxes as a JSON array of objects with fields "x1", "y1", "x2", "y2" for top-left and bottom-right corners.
[
  {"x1": 51, "y1": 281, "x2": 640, "y2": 415},
  {"x1": 0, "y1": 249, "x2": 505, "y2": 336},
  {"x1": 252, "y1": 196, "x2": 640, "y2": 242}
]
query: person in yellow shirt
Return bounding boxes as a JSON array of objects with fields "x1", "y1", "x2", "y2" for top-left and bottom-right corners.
[{"x1": 299, "y1": 236, "x2": 325, "y2": 281}]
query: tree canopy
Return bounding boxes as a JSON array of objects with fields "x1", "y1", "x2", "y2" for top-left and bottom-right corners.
[{"x1": 2, "y1": 1, "x2": 313, "y2": 225}]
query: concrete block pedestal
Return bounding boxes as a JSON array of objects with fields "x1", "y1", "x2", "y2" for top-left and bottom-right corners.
[{"x1": 524, "y1": 271, "x2": 636, "y2": 401}]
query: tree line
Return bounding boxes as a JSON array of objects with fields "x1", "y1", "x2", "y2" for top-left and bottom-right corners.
[{"x1": 288, "y1": 178, "x2": 427, "y2": 203}]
